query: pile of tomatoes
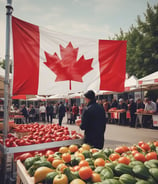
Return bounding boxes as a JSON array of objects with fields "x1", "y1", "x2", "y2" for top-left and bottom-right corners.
[
  {"x1": 0, "y1": 123, "x2": 83, "y2": 147},
  {"x1": 19, "y1": 140, "x2": 158, "y2": 184}
]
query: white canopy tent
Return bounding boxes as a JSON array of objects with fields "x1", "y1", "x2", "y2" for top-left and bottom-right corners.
[
  {"x1": 46, "y1": 94, "x2": 69, "y2": 100},
  {"x1": 138, "y1": 71, "x2": 158, "y2": 89},
  {"x1": 124, "y1": 75, "x2": 138, "y2": 91},
  {"x1": 68, "y1": 92, "x2": 84, "y2": 99},
  {"x1": 27, "y1": 95, "x2": 46, "y2": 101}
]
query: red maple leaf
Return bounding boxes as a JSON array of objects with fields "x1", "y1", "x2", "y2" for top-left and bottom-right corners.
[{"x1": 44, "y1": 42, "x2": 93, "y2": 89}]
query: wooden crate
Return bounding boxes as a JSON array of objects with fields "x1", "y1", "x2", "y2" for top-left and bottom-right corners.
[{"x1": 16, "y1": 160, "x2": 34, "y2": 184}]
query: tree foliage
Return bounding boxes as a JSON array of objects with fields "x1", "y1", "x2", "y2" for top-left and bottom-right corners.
[{"x1": 114, "y1": 3, "x2": 158, "y2": 78}]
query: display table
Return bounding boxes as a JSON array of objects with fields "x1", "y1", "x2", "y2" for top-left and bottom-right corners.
[
  {"x1": 13, "y1": 115, "x2": 24, "y2": 124},
  {"x1": 108, "y1": 110, "x2": 129, "y2": 124},
  {"x1": 135, "y1": 112, "x2": 158, "y2": 128},
  {"x1": 9, "y1": 111, "x2": 24, "y2": 123}
]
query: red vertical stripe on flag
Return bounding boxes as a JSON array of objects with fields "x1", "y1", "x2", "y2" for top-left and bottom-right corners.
[
  {"x1": 99, "y1": 40, "x2": 126, "y2": 92},
  {"x1": 12, "y1": 16, "x2": 40, "y2": 95}
]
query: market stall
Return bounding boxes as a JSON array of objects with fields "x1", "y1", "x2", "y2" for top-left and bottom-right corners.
[
  {"x1": 15, "y1": 140, "x2": 158, "y2": 184},
  {"x1": 0, "y1": 122, "x2": 84, "y2": 183}
]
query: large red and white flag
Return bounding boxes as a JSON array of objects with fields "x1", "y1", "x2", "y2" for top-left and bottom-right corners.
[{"x1": 12, "y1": 16, "x2": 127, "y2": 95}]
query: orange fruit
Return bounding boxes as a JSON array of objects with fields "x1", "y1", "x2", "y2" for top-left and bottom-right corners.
[
  {"x1": 79, "y1": 166, "x2": 93, "y2": 180},
  {"x1": 62, "y1": 153, "x2": 71, "y2": 163},
  {"x1": 75, "y1": 152, "x2": 85, "y2": 160},
  {"x1": 52, "y1": 159, "x2": 64, "y2": 168},
  {"x1": 59, "y1": 146, "x2": 69, "y2": 154},
  {"x1": 69, "y1": 144, "x2": 78, "y2": 153},
  {"x1": 94, "y1": 158, "x2": 105, "y2": 167},
  {"x1": 79, "y1": 160, "x2": 89, "y2": 167},
  {"x1": 57, "y1": 163, "x2": 68, "y2": 173},
  {"x1": 53, "y1": 174, "x2": 68, "y2": 184},
  {"x1": 70, "y1": 178, "x2": 86, "y2": 184},
  {"x1": 82, "y1": 143, "x2": 91, "y2": 150},
  {"x1": 34, "y1": 166, "x2": 54, "y2": 183},
  {"x1": 118, "y1": 157, "x2": 130, "y2": 165},
  {"x1": 91, "y1": 172, "x2": 101, "y2": 182}
]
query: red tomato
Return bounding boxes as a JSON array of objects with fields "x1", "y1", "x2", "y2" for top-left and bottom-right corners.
[
  {"x1": 62, "y1": 153, "x2": 71, "y2": 163},
  {"x1": 115, "y1": 146, "x2": 125, "y2": 154},
  {"x1": 79, "y1": 160, "x2": 89, "y2": 167},
  {"x1": 130, "y1": 146, "x2": 138, "y2": 151},
  {"x1": 94, "y1": 158, "x2": 105, "y2": 167},
  {"x1": 154, "y1": 141, "x2": 158, "y2": 147},
  {"x1": 45, "y1": 138, "x2": 52, "y2": 143},
  {"x1": 138, "y1": 141, "x2": 145, "y2": 147},
  {"x1": 16, "y1": 153, "x2": 33, "y2": 161},
  {"x1": 145, "y1": 152, "x2": 157, "y2": 161},
  {"x1": 73, "y1": 165, "x2": 81, "y2": 171},
  {"x1": 19, "y1": 139, "x2": 25, "y2": 146},
  {"x1": 134, "y1": 153, "x2": 146, "y2": 162},
  {"x1": 109, "y1": 153, "x2": 120, "y2": 161},
  {"x1": 47, "y1": 155, "x2": 54, "y2": 162},
  {"x1": 131, "y1": 150, "x2": 139, "y2": 156},
  {"x1": 5, "y1": 140, "x2": 11, "y2": 147},
  {"x1": 45, "y1": 150, "x2": 54, "y2": 157},
  {"x1": 141, "y1": 143, "x2": 150, "y2": 152},
  {"x1": 79, "y1": 166, "x2": 93, "y2": 180},
  {"x1": 90, "y1": 148, "x2": 99, "y2": 153},
  {"x1": 118, "y1": 157, "x2": 130, "y2": 165}
]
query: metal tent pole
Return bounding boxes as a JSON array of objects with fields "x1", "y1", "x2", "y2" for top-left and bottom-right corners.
[
  {"x1": 4, "y1": 0, "x2": 13, "y2": 140},
  {"x1": 2, "y1": 1, "x2": 13, "y2": 183}
]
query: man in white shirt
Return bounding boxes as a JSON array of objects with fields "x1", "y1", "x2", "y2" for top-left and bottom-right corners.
[
  {"x1": 144, "y1": 98, "x2": 157, "y2": 113},
  {"x1": 39, "y1": 104, "x2": 46, "y2": 122},
  {"x1": 144, "y1": 98, "x2": 157, "y2": 128}
]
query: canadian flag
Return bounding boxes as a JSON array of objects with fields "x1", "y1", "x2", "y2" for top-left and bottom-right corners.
[{"x1": 12, "y1": 16, "x2": 127, "y2": 95}]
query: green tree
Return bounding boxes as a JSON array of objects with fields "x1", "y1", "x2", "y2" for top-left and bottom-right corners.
[{"x1": 114, "y1": 3, "x2": 158, "y2": 78}]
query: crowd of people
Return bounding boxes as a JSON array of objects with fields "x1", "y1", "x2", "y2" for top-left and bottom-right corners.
[
  {"x1": 11, "y1": 103, "x2": 59, "y2": 124},
  {"x1": 9, "y1": 91, "x2": 158, "y2": 149},
  {"x1": 97, "y1": 97, "x2": 158, "y2": 128},
  {"x1": 11, "y1": 96, "x2": 158, "y2": 128},
  {"x1": 11, "y1": 101, "x2": 83, "y2": 126}
]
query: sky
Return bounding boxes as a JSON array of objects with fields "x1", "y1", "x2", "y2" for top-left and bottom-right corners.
[{"x1": 0, "y1": 0, "x2": 158, "y2": 60}]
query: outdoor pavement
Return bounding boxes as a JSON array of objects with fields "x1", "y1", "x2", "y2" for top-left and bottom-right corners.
[{"x1": 53, "y1": 115, "x2": 158, "y2": 149}]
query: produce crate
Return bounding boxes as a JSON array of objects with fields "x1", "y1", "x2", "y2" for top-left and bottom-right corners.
[
  {"x1": 16, "y1": 160, "x2": 34, "y2": 184},
  {"x1": 16, "y1": 138, "x2": 83, "y2": 184}
]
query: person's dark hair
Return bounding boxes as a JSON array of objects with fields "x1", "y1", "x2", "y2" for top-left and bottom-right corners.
[{"x1": 84, "y1": 90, "x2": 95, "y2": 100}]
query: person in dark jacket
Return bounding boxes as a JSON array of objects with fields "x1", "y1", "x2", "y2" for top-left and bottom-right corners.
[
  {"x1": 136, "y1": 99, "x2": 145, "y2": 110},
  {"x1": 76, "y1": 90, "x2": 106, "y2": 149},
  {"x1": 58, "y1": 101, "x2": 66, "y2": 126},
  {"x1": 111, "y1": 98, "x2": 118, "y2": 108},
  {"x1": 128, "y1": 98, "x2": 137, "y2": 127},
  {"x1": 28, "y1": 104, "x2": 36, "y2": 123},
  {"x1": 72, "y1": 103, "x2": 79, "y2": 124},
  {"x1": 118, "y1": 98, "x2": 128, "y2": 125},
  {"x1": 46, "y1": 103, "x2": 54, "y2": 123},
  {"x1": 20, "y1": 104, "x2": 28, "y2": 123}
]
